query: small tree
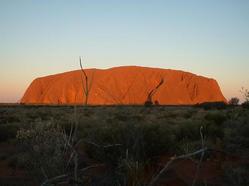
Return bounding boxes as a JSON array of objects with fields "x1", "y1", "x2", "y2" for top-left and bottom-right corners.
[
  {"x1": 228, "y1": 97, "x2": 240, "y2": 106},
  {"x1": 240, "y1": 87, "x2": 249, "y2": 102},
  {"x1": 240, "y1": 87, "x2": 249, "y2": 109}
]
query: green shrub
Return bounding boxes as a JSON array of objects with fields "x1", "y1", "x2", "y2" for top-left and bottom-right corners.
[
  {"x1": 83, "y1": 120, "x2": 175, "y2": 166},
  {"x1": 141, "y1": 123, "x2": 175, "y2": 158},
  {"x1": 241, "y1": 101, "x2": 249, "y2": 109},
  {"x1": 174, "y1": 121, "x2": 202, "y2": 141},
  {"x1": 0, "y1": 124, "x2": 19, "y2": 142},
  {"x1": 16, "y1": 121, "x2": 67, "y2": 183},
  {"x1": 223, "y1": 164, "x2": 249, "y2": 186},
  {"x1": 8, "y1": 155, "x2": 18, "y2": 168},
  {"x1": 182, "y1": 110, "x2": 195, "y2": 119},
  {"x1": 205, "y1": 112, "x2": 226, "y2": 125},
  {"x1": 195, "y1": 102, "x2": 227, "y2": 110},
  {"x1": 113, "y1": 113, "x2": 129, "y2": 121},
  {"x1": 228, "y1": 97, "x2": 240, "y2": 106},
  {"x1": 224, "y1": 111, "x2": 249, "y2": 155},
  {"x1": 117, "y1": 152, "x2": 148, "y2": 186},
  {"x1": 202, "y1": 112, "x2": 226, "y2": 142},
  {"x1": 0, "y1": 153, "x2": 8, "y2": 161}
]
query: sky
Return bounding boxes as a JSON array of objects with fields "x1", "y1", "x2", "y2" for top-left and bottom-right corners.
[{"x1": 0, "y1": 0, "x2": 249, "y2": 103}]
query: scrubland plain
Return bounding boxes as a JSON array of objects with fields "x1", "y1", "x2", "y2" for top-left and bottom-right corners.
[{"x1": 0, "y1": 105, "x2": 248, "y2": 186}]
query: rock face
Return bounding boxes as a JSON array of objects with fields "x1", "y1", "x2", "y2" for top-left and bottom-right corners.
[{"x1": 21, "y1": 66, "x2": 227, "y2": 105}]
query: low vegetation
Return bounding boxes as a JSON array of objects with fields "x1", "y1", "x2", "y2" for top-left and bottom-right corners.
[{"x1": 0, "y1": 105, "x2": 248, "y2": 185}]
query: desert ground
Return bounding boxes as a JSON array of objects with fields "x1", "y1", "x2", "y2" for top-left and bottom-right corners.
[{"x1": 0, "y1": 104, "x2": 248, "y2": 186}]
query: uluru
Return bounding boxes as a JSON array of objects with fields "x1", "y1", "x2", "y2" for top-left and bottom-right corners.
[{"x1": 21, "y1": 66, "x2": 227, "y2": 105}]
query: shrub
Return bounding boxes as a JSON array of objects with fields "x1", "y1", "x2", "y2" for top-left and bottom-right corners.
[
  {"x1": 224, "y1": 111, "x2": 249, "y2": 155},
  {"x1": 204, "y1": 121, "x2": 224, "y2": 142},
  {"x1": 83, "y1": 120, "x2": 175, "y2": 166},
  {"x1": 182, "y1": 110, "x2": 195, "y2": 119},
  {"x1": 117, "y1": 152, "x2": 148, "y2": 186},
  {"x1": 141, "y1": 123, "x2": 175, "y2": 158},
  {"x1": 241, "y1": 101, "x2": 249, "y2": 109},
  {"x1": 16, "y1": 121, "x2": 67, "y2": 183},
  {"x1": 204, "y1": 112, "x2": 226, "y2": 125},
  {"x1": 195, "y1": 102, "x2": 227, "y2": 110},
  {"x1": 228, "y1": 97, "x2": 240, "y2": 106},
  {"x1": 0, "y1": 124, "x2": 19, "y2": 142},
  {"x1": 113, "y1": 113, "x2": 129, "y2": 121},
  {"x1": 223, "y1": 164, "x2": 249, "y2": 186},
  {"x1": 240, "y1": 87, "x2": 249, "y2": 102},
  {"x1": 240, "y1": 87, "x2": 249, "y2": 109},
  {"x1": 174, "y1": 121, "x2": 202, "y2": 142}
]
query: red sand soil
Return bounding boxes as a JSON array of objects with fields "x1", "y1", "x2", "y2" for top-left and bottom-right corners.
[{"x1": 21, "y1": 66, "x2": 227, "y2": 105}]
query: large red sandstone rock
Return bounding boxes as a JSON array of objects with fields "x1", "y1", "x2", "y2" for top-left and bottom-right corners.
[{"x1": 21, "y1": 66, "x2": 227, "y2": 105}]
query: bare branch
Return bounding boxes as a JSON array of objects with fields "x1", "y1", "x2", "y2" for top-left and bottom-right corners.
[
  {"x1": 192, "y1": 126, "x2": 205, "y2": 186},
  {"x1": 79, "y1": 57, "x2": 87, "y2": 79},
  {"x1": 40, "y1": 164, "x2": 104, "y2": 186},
  {"x1": 82, "y1": 139, "x2": 122, "y2": 149},
  {"x1": 149, "y1": 126, "x2": 206, "y2": 186},
  {"x1": 148, "y1": 147, "x2": 208, "y2": 186},
  {"x1": 79, "y1": 56, "x2": 94, "y2": 105}
]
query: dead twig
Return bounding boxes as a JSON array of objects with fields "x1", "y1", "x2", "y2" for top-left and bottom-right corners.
[
  {"x1": 40, "y1": 164, "x2": 104, "y2": 186},
  {"x1": 148, "y1": 147, "x2": 208, "y2": 186},
  {"x1": 79, "y1": 57, "x2": 94, "y2": 105},
  {"x1": 192, "y1": 126, "x2": 205, "y2": 186}
]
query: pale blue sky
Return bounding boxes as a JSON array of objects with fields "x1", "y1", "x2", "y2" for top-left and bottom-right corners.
[{"x1": 0, "y1": 0, "x2": 249, "y2": 102}]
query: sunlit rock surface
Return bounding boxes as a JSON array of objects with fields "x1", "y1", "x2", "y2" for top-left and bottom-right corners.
[{"x1": 21, "y1": 66, "x2": 227, "y2": 105}]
